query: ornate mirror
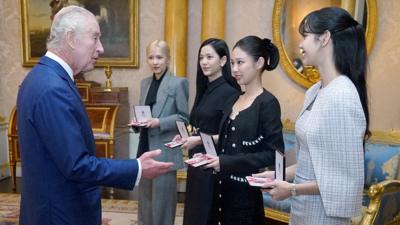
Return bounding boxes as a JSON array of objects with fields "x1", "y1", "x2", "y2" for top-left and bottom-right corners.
[{"x1": 272, "y1": 0, "x2": 378, "y2": 88}]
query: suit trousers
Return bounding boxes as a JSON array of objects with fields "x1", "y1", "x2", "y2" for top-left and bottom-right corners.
[{"x1": 138, "y1": 170, "x2": 177, "y2": 225}]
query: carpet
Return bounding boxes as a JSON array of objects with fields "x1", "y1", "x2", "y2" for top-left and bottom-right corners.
[{"x1": 0, "y1": 193, "x2": 184, "y2": 225}]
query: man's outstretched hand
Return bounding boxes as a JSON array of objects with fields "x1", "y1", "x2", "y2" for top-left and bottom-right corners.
[{"x1": 138, "y1": 149, "x2": 174, "y2": 179}]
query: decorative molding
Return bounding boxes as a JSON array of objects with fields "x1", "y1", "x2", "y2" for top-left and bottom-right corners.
[
  {"x1": 282, "y1": 119, "x2": 400, "y2": 145},
  {"x1": 264, "y1": 207, "x2": 289, "y2": 223},
  {"x1": 369, "y1": 130, "x2": 400, "y2": 145},
  {"x1": 360, "y1": 180, "x2": 400, "y2": 225}
]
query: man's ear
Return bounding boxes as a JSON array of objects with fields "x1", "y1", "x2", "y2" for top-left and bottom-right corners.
[
  {"x1": 65, "y1": 30, "x2": 76, "y2": 50},
  {"x1": 220, "y1": 55, "x2": 227, "y2": 67}
]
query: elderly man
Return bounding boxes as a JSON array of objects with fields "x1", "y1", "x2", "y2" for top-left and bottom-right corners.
[{"x1": 17, "y1": 6, "x2": 173, "y2": 225}]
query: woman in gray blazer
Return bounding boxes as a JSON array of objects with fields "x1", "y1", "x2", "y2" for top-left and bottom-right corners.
[
  {"x1": 257, "y1": 7, "x2": 370, "y2": 225},
  {"x1": 135, "y1": 40, "x2": 189, "y2": 225}
]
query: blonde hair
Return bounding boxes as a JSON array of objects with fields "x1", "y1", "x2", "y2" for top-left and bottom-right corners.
[{"x1": 146, "y1": 40, "x2": 170, "y2": 59}]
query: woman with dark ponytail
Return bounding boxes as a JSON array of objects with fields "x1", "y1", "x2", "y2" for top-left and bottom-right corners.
[
  {"x1": 204, "y1": 35, "x2": 284, "y2": 225},
  {"x1": 256, "y1": 7, "x2": 368, "y2": 225}
]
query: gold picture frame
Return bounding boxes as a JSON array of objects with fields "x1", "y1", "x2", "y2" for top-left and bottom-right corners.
[
  {"x1": 20, "y1": 0, "x2": 139, "y2": 68},
  {"x1": 272, "y1": 0, "x2": 378, "y2": 88}
]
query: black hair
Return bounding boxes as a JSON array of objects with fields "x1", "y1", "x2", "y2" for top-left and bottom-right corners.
[
  {"x1": 191, "y1": 38, "x2": 241, "y2": 110},
  {"x1": 233, "y1": 35, "x2": 279, "y2": 72},
  {"x1": 299, "y1": 7, "x2": 370, "y2": 140}
]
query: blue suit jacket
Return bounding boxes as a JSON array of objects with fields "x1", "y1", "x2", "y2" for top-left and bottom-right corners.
[{"x1": 17, "y1": 56, "x2": 139, "y2": 225}]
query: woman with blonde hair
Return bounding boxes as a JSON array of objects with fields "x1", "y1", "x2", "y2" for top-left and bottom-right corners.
[{"x1": 134, "y1": 40, "x2": 189, "y2": 225}]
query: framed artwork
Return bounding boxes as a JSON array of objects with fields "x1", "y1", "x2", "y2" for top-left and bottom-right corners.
[{"x1": 20, "y1": 0, "x2": 139, "y2": 67}]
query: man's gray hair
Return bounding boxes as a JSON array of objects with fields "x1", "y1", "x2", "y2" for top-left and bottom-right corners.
[{"x1": 47, "y1": 6, "x2": 94, "y2": 51}]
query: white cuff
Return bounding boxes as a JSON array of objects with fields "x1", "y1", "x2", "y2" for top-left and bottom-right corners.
[{"x1": 135, "y1": 159, "x2": 142, "y2": 187}]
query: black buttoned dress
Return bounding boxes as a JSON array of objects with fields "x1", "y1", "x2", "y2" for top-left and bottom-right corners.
[
  {"x1": 183, "y1": 77, "x2": 240, "y2": 225},
  {"x1": 207, "y1": 90, "x2": 284, "y2": 225}
]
